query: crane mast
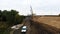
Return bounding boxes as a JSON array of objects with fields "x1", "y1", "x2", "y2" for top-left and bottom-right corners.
[{"x1": 30, "y1": 6, "x2": 34, "y2": 19}]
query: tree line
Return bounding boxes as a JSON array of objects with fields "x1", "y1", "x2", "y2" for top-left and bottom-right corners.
[{"x1": 0, "y1": 10, "x2": 26, "y2": 29}]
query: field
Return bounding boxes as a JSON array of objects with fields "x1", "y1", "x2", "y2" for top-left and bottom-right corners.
[{"x1": 33, "y1": 16, "x2": 60, "y2": 29}]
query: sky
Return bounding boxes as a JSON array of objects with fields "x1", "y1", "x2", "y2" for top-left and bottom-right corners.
[{"x1": 0, "y1": 0, "x2": 60, "y2": 15}]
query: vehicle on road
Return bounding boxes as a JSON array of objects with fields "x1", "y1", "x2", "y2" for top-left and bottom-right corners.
[{"x1": 21, "y1": 26, "x2": 27, "y2": 32}]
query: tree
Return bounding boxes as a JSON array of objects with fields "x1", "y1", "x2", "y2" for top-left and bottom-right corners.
[
  {"x1": 2, "y1": 10, "x2": 8, "y2": 21},
  {"x1": 0, "y1": 10, "x2": 2, "y2": 21},
  {"x1": 0, "y1": 9, "x2": 26, "y2": 28}
]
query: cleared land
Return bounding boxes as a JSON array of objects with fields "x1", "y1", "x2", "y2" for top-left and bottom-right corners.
[
  {"x1": 33, "y1": 16, "x2": 60, "y2": 29},
  {"x1": 11, "y1": 16, "x2": 60, "y2": 34}
]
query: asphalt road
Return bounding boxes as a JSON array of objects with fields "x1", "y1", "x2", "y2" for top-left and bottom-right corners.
[{"x1": 21, "y1": 32, "x2": 26, "y2": 34}]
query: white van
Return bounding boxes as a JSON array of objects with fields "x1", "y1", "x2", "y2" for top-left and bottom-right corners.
[{"x1": 21, "y1": 26, "x2": 27, "y2": 32}]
